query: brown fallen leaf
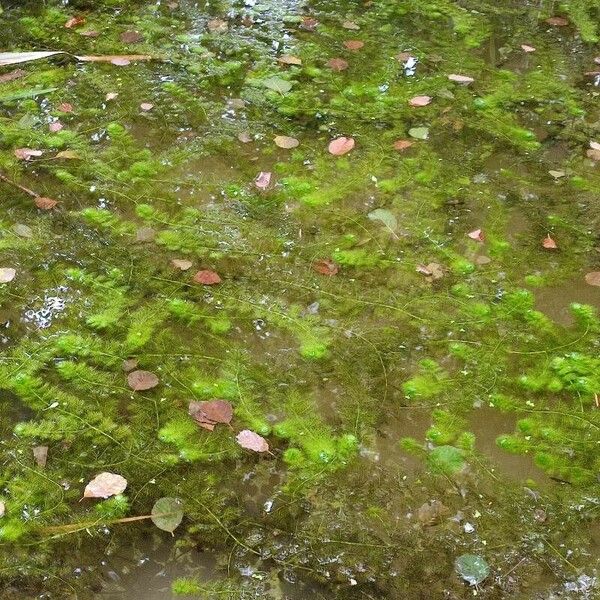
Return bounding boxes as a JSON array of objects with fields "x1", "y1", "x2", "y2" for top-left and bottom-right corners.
[
  {"x1": 417, "y1": 499, "x2": 449, "y2": 525},
  {"x1": 584, "y1": 272, "x2": 600, "y2": 286},
  {"x1": 328, "y1": 136, "x2": 355, "y2": 156},
  {"x1": 35, "y1": 197, "x2": 58, "y2": 210},
  {"x1": 0, "y1": 69, "x2": 25, "y2": 84},
  {"x1": 254, "y1": 171, "x2": 272, "y2": 190},
  {"x1": 545, "y1": 16, "x2": 569, "y2": 26},
  {"x1": 586, "y1": 148, "x2": 600, "y2": 161},
  {"x1": 521, "y1": 44, "x2": 536, "y2": 53},
  {"x1": 122, "y1": 358, "x2": 139, "y2": 372},
  {"x1": 83, "y1": 472, "x2": 127, "y2": 499},
  {"x1": 106, "y1": 92, "x2": 118, "y2": 101},
  {"x1": 467, "y1": 229, "x2": 484, "y2": 242},
  {"x1": 136, "y1": 227, "x2": 156, "y2": 242},
  {"x1": 343, "y1": 40, "x2": 364, "y2": 51},
  {"x1": 278, "y1": 54, "x2": 302, "y2": 66},
  {"x1": 447, "y1": 73, "x2": 474, "y2": 84},
  {"x1": 542, "y1": 234, "x2": 557, "y2": 249},
  {"x1": 238, "y1": 132, "x2": 252, "y2": 143},
  {"x1": 120, "y1": 31, "x2": 144, "y2": 44},
  {"x1": 189, "y1": 399, "x2": 233, "y2": 430},
  {"x1": 475, "y1": 255, "x2": 492, "y2": 265},
  {"x1": 127, "y1": 370, "x2": 159, "y2": 391},
  {"x1": 409, "y1": 95, "x2": 432, "y2": 107},
  {"x1": 33, "y1": 445, "x2": 48, "y2": 468},
  {"x1": 140, "y1": 102, "x2": 154, "y2": 111},
  {"x1": 207, "y1": 19, "x2": 228, "y2": 33},
  {"x1": 193, "y1": 270, "x2": 222, "y2": 285},
  {"x1": 300, "y1": 16, "x2": 319, "y2": 31},
  {"x1": 65, "y1": 16, "x2": 85, "y2": 29},
  {"x1": 396, "y1": 52, "x2": 415, "y2": 62},
  {"x1": 14, "y1": 148, "x2": 42, "y2": 160},
  {"x1": 171, "y1": 258, "x2": 193, "y2": 271},
  {"x1": 57, "y1": 102, "x2": 73, "y2": 113},
  {"x1": 342, "y1": 20, "x2": 360, "y2": 30},
  {"x1": 326, "y1": 57, "x2": 349, "y2": 71},
  {"x1": 236, "y1": 429, "x2": 270, "y2": 453},
  {"x1": 393, "y1": 139, "x2": 414, "y2": 151},
  {"x1": 416, "y1": 262, "x2": 444, "y2": 281},
  {"x1": 80, "y1": 30, "x2": 100, "y2": 38},
  {"x1": 0, "y1": 501, "x2": 5, "y2": 518},
  {"x1": 313, "y1": 258, "x2": 339, "y2": 276},
  {"x1": 55, "y1": 150, "x2": 81, "y2": 160},
  {"x1": 274, "y1": 135, "x2": 299, "y2": 149},
  {"x1": 49, "y1": 121, "x2": 63, "y2": 133},
  {"x1": 0, "y1": 268, "x2": 16, "y2": 284}
]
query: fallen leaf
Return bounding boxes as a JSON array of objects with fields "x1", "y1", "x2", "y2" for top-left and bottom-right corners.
[
  {"x1": 120, "y1": 31, "x2": 144, "y2": 44},
  {"x1": 313, "y1": 258, "x2": 339, "y2": 276},
  {"x1": 122, "y1": 358, "x2": 139, "y2": 372},
  {"x1": 548, "y1": 170, "x2": 565, "y2": 178},
  {"x1": 416, "y1": 262, "x2": 444, "y2": 281},
  {"x1": 455, "y1": 554, "x2": 489, "y2": 586},
  {"x1": 151, "y1": 497, "x2": 184, "y2": 533},
  {"x1": 49, "y1": 121, "x2": 63, "y2": 133},
  {"x1": 0, "y1": 69, "x2": 26, "y2": 84},
  {"x1": 227, "y1": 98, "x2": 245, "y2": 109},
  {"x1": 262, "y1": 77, "x2": 292, "y2": 94},
  {"x1": 586, "y1": 148, "x2": 600, "y2": 161},
  {"x1": 278, "y1": 54, "x2": 302, "y2": 66},
  {"x1": 545, "y1": 16, "x2": 568, "y2": 26},
  {"x1": 254, "y1": 171, "x2": 272, "y2": 190},
  {"x1": 343, "y1": 40, "x2": 364, "y2": 51},
  {"x1": 35, "y1": 197, "x2": 58, "y2": 210},
  {"x1": 171, "y1": 258, "x2": 193, "y2": 271},
  {"x1": 584, "y1": 272, "x2": 600, "y2": 286},
  {"x1": 140, "y1": 102, "x2": 154, "y2": 111},
  {"x1": 448, "y1": 73, "x2": 474, "y2": 84},
  {"x1": 595, "y1": 57, "x2": 600, "y2": 65},
  {"x1": 207, "y1": 19, "x2": 228, "y2": 33},
  {"x1": 396, "y1": 52, "x2": 414, "y2": 62},
  {"x1": 475, "y1": 255, "x2": 491, "y2": 265},
  {"x1": 111, "y1": 57, "x2": 131, "y2": 66},
  {"x1": 342, "y1": 20, "x2": 360, "y2": 30},
  {"x1": 417, "y1": 499, "x2": 448, "y2": 525},
  {"x1": 236, "y1": 429, "x2": 270, "y2": 453},
  {"x1": 467, "y1": 229, "x2": 484, "y2": 242},
  {"x1": 328, "y1": 136, "x2": 355, "y2": 156},
  {"x1": 106, "y1": 92, "x2": 118, "y2": 101},
  {"x1": 136, "y1": 227, "x2": 156, "y2": 242},
  {"x1": 393, "y1": 139, "x2": 414, "y2": 151},
  {"x1": 521, "y1": 44, "x2": 536, "y2": 52},
  {"x1": 14, "y1": 148, "x2": 42, "y2": 160},
  {"x1": 0, "y1": 501, "x2": 4, "y2": 517},
  {"x1": 326, "y1": 58, "x2": 349, "y2": 71},
  {"x1": 83, "y1": 472, "x2": 127, "y2": 499},
  {"x1": 189, "y1": 399, "x2": 233, "y2": 430},
  {"x1": 65, "y1": 16, "x2": 85, "y2": 29},
  {"x1": 368, "y1": 208, "x2": 397, "y2": 231},
  {"x1": 409, "y1": 95, "x2": 432, "y2": 107},
  {"x1": 57, "y1": 102, "x2": 73, "y2": 113},
  {"x1": 193, "y1": 270, "x2": 222, "y2": 285},
  {"x1": 12, "y1": 224, "x2": 33, "y2": 238},
  {"x1": 300, "y1": 16, "x2": 319, "y2": 31},
  {"x1": 127, "y1": 370, "x2": 159, "y2": 391},
  {"x1": 55, "y1": 150, "x2": 81, "y2": 159},
  {"x1": 33, "y1": 445, "x2": 48, "y2": 468},
  {"x1": 274, "y1": 135, "x2": 299, "y2": 149},
  {"x1": 238, "y1": 132, "x2": 252, "y2": 143},
  {"x1": 0, "y1": 268, "x2": 16, "y2": 284},
  {"x1": 542, "y1": 234, "x2": 557, "y2": 249},
  {"x1": 590, "y1": 141, "x2": 600, "y2": 150},
  {"x1": 80, "y1": 30, "x2": 100, "y2": 38},
  {"x1": 408, "y1": 126, "x2": 429, "y2": 140}
]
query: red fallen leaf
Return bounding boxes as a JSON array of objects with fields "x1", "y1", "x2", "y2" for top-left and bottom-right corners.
[
  {"x1": 0, "y1": 69, "x2": 25, "y2": 84},
  {"x1": 14, "y1": 148, "x2": 42, "y2": 160},
  {"x1": 542, "y1": 234, "x2": 557, "y2": 249},
  {"x1": 328, "y1": 136, "x2": 355, "y2": 156},
  {"x1": 300, "y1": 16, "x2": 319, "y2": 30},
  {"x1": 343, "y1": 40, "x2": 364, "y2": 51},
  {"x1": 171, "y1": 258, "x2": 193, "y2": 270},
  {"x1": 545, "y1": 16, "x2": 568, "y2": 26},
  {"x1": 193, "y1": 270, "x2": 221, "y2": 285},
  {"x1": 467, "y1": 229, "x2": 484, "y2": 242},
  {"x1": 278, "y1": 54, "x2": 302, "y2": 66},
  {"x1": 274, "y1": 135, "x2": 299, "y2": 149},
  {"x1": 393, "y1": 139, "x2": 414, "y2": 151},
  {"x1": 447, "y1": 73, "x2": 474, "y2": 84},
  {"x1": 189, "y1": 399, "x2": 233, "y2": 430},
  {"x1": 326, "y1": 57, "x2": 349, "y2": 71},
  {"x1": 120, "y1": 31, "x2": 144, "y2": 44},
  {"x1": 65, "y1": 16, "x2": 85, "y2": 29},
  {"x1": 254, "y1": 171, "x2": 272, "y2": 190},
  {"x1": 584, "y1": 272, "x2": 600, "y2": 287},
  {"x1": 521, "y1": 44, "x2": 536, "y2": 53},
  {"x1": 409, "y1": 95, "x2": 432, "y2": 107},
  {"x1": 127, "y1": 370, "x2": 159, "y2": 391},
  {"x1": 83, "y1": 472, "x2": 127, "y2": 499},
  {"x1": 57, "y1": 102, "x2": 73, "y2": 113},
  {"x1": 236, "y1": 429, "x2": 270, "y2": 453},
  {"x1": 313, "y1": 258, "x2": 339, "y2": 276},
  {"x1": 140, "y1": 102, "x2": 154, "y2": 111},
  {"x1": 34, "y1": 197, "x2": 58, "y2": 210},
  {"x1": 49, "y1": 121, "x2": 63, "y2": 132},
  {"x1": 33, "y1": 445, "x2": 48, "y2": 468}
]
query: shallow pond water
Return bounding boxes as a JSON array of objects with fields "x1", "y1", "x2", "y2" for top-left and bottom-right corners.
[{"x1": 0, "y1": 0, "x2": 599, "y2": 598}]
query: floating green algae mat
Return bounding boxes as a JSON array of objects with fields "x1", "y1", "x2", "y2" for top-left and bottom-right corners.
[{"x1": 0, "y1": 0, "x2": 599, "y2": 597}]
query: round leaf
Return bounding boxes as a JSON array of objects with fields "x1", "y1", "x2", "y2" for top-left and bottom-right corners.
[
  {"x1": 127, "y1": 370, "x2": 159, "y2": 391},
  {"x1": 151, "y1": 497, "x2": 184, "y2": 533},
  {"x1": 455, "y1": 554, "x2": 490, "y2": 585}
]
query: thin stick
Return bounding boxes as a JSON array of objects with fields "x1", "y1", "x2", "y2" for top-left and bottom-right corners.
[{"x1": 0, "y1": 171, "x2": 39, "y2": 198}]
